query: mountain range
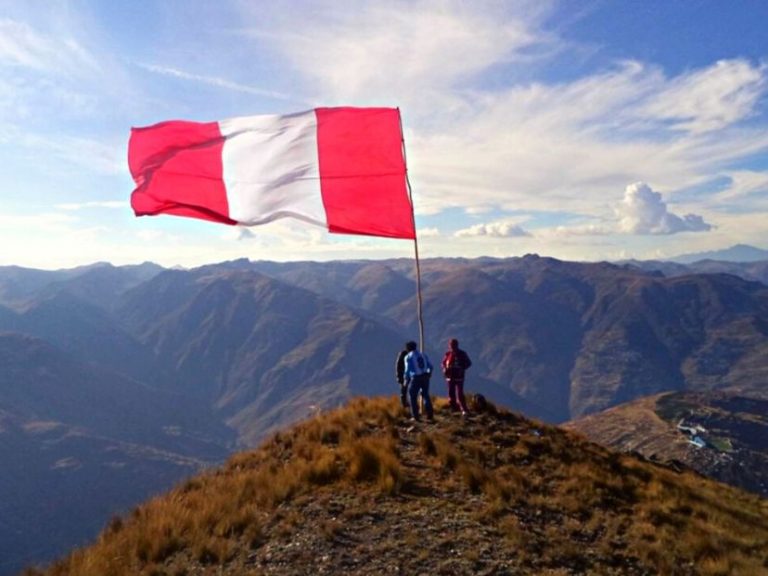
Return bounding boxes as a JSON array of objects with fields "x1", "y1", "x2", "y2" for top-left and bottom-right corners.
[{"x1": 2, "y1": 255, "x2": 768, "y2": 573}]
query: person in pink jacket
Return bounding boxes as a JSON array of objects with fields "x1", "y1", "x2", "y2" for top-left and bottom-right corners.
[{"x1": 441, "y1": 338, "x2": 472, "y2": 415}]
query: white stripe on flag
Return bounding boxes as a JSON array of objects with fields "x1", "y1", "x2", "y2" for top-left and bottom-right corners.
[{"x1": 220, "y1": 111, "x2": 327, "y2": 227}]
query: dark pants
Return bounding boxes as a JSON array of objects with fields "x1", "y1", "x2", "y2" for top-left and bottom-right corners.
[
  {"x1": 399, "y1": 382, "x2": 409, "y2": 408},
  {"x1": 408, "y1": 374, "x2": 433, "y2": 420},
  {"x1": 447, "y1": 378, "x2": 469, "y2": 412}
]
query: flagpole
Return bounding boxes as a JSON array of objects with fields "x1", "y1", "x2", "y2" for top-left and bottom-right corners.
[
  {"x1": 409, "y1": 182, "x2": 425, "y2": 352},
  {"x1": 398, "y1": 109, "x2": 425, "y2": 352}
]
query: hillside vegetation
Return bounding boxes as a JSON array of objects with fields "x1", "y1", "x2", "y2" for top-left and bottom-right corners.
[{"x1": 28, "y1": 397, "x2": 768, "y2": 576}]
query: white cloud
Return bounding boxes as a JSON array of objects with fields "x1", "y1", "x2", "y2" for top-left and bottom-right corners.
[
  {"x1": 0, "y1": 211, "x2": 76, "y2": 231},
  {"x1": 247, "y1": 4, "x2": 768, "y2": 222},
  {"x1": 136, "y1": 63, "x2": 295, "y2": 103},
  {"x1": 641, "y1": 60, "x2": 767, "y2": 134},
  {"x1": 617, "y1": 182, "x2": 712, "y2": 235},
  {"x1": 404, "y1": 61, "x2": 768, "y2": 220},
  {"x1": 418, "y1": 227, "x2": 441, "y2": 237},
  {"x1": 136, "y1": 229, "x2": 170, "y2": 242},
  {"x1": 455, "y1": 220, "x2": 531, "y2": 238},
  {"x1": 715, "y1": 170, "x2": 768, "y2": 203},
  {"x1": 55, "y1": 201, "x2": 125, "y2": 211},
  {"x1": 247, "y1": 1, "x2": 555, "y2": 110},
  {"x1": 548, "y1": 223, "x2": 614, "y2": 237},
  {"x1": 0, "y1": 18, "x2": 100, "y2": 76},
  {"x1": 2, "y1": 2, "x2": 767, "y2": 268},
  {"x1": 14, "y1": 133, "x2": 125, "y2": 174}
]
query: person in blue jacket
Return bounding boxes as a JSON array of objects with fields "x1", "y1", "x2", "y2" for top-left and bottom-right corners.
[{"x1": 404, "y1": 340, "x2": 434, "y2": 421}]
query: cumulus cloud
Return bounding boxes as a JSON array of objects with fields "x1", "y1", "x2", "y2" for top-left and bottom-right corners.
[
  {"x1": 617, "y1": 182, "x2": 712, "y2": 235},
  {"x1": 455, "y1": 221, "x2": 531, "y2": 238}
]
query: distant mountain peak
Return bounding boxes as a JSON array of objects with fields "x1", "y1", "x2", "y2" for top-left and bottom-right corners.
[{"x1": 669, "y1": 244, "x2": 768, "y2": 264}]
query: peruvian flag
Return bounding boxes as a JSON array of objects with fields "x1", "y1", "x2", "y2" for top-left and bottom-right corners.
[{"x1": 129, "y1": 107, "x2": 415, "y2": 239}]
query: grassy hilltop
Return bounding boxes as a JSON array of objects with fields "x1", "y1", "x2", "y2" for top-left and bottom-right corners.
[{"x1": 26, "y1": 396, "x2": 768, "y2": 576}]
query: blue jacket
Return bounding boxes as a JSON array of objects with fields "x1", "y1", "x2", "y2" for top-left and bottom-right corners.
[{"x1": 404, "y1": 350, "x2": 433, "y2": 379}]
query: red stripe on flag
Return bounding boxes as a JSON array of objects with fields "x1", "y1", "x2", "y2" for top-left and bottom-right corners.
[
  {"x1": 129, "y1": 120, "x2": 234, "y2": 225},
  {"x1": 315, "y1": 108, "x2": 415, "y2": 239}
]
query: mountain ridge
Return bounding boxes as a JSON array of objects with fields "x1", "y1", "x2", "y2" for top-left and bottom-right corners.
[
  {"x1": 26, "y1": 396, "x2": 768, "y2": 576},
  {"x1": 4, "y1": 255, "x2": 768, "y2": 573}
]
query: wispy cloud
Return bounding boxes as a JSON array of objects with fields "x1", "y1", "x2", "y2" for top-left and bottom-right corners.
[
  {"x1": 15, "y1": 133, "x2": 126, "y2": 174},
  {"x1": 135, "y1": 62, "x2": 295, "y2": 102},
  {"x1": 249, "y1": 1, "x2": 768, "y2": 227},
  {"x1": 0, "y1": 211, "x2": 76, "y2": 231},
  {"x1": 55, "y1": 201, "x2": 125, "y2": 211},
  {"x1": 0, "y1": 17, "x2": 104, "y2": 123},
  {"x1": 402, "y1": 60, "x2": 768, "y2": 224},
  {"x1": 715, "y1": 170, "x2": 768, "y2": 203},
  {"x1": 0, "y1": 18, "x2": 100, "y2": 75},
  {"x1": 641, "y1": 60, "x2": 767, "y2": 134},
  {"x1": 0, "y1": 11, "x2": 134, "y2": 181},
  {"x1": 2, "y1": 1, "x2": 767, "y2": 267},
  {"x1": 243, "y1": 1, "x2": 556, "y2": 110}
]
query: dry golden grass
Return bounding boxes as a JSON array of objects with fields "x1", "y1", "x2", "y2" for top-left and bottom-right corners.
[{"x1": 25, "y1": 395, "x2": 768, "y2": 576}]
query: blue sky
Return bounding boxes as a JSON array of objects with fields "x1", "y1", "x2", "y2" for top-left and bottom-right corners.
[{"x1": 1, "y1": 0, "x2": 767, "y2": 269}]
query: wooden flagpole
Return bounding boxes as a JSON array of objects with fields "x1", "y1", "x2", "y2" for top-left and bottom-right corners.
[
  {"x1": 398, "y1": 109, "x2": 425, "y2": 352},
  {"x1": 410, "y1": 195, "x2": 425, "y2": 352}
]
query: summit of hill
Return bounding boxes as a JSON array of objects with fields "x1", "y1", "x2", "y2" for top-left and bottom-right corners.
[{"x1": 29, "y1": 396, "x2": 768, "y2": 576}]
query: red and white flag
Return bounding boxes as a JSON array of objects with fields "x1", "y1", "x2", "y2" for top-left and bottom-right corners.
[{"x1": 129, "y1": 107, "x2": 415, "y2": 239}]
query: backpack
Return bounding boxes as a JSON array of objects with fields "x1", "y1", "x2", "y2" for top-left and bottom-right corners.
[{"x1": 410, "y1": 350, "x2": 432, "y2": 378}]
